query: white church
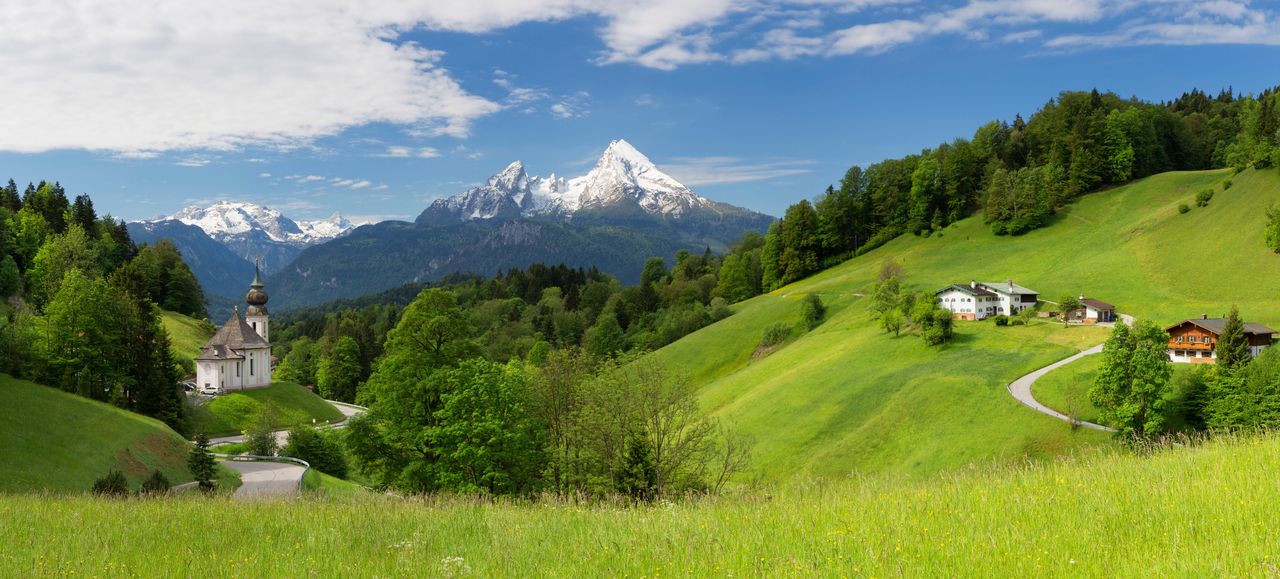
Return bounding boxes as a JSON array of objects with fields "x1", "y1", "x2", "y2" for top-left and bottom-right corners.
[{"x1": 195, "y1": 264, "x2": 272, "y2": 393}]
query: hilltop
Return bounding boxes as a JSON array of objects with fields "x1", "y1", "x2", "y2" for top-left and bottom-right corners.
[{"x1": 652, "y1": 168, "x2": 1277, "y2": 480}]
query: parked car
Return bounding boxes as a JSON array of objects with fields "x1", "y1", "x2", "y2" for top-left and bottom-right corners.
[
  {"x1": 180, "y1": 380, "x2": 197, "y2": 392},
  {"x1": 199, "y1": 383, "x2": 221, "y2": 396}
]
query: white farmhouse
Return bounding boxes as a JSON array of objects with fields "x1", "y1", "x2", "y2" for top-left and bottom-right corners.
[
  {"x1": 936, "y1": 280, "x2": 1040, "y2": 320},
  {"x1": 195, "y1": 265, "x2": 272, "y2": 393}
]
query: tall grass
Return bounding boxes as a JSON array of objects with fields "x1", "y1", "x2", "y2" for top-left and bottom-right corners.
[{"x1": 4, "y1": 433, "x2": 1278, "y2": 576}]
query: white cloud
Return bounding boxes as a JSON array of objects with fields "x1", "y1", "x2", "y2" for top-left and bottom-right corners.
[
  {"x1": 349, "y1": 180, "x2": 373, "y2": 189},
  {"x1": 661, "y1": 156, "x2": 815, "y2": 186},
  {"x1": 175, "y1": 155, "x2": 214, "y2": 167},
  {"x1": 550, "y1": 92, "x2": 591, "y2": 119},
  {"x1": 298, "y1": 175, "x2": 325, "y2": 183},
  {"x1": 384, "y1": 146, "x2": 412, "y2": 158},
  {"x1": 258, "y1": 172, "x2": 272, "y2": 178},
  {"x1": 376, "y1": 145, "x2": 440, "y2": 158}
]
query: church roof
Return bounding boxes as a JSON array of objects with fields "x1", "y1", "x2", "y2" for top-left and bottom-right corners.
[{"x1": 201, "y1": 310, "x2": 270, "y2": 351}]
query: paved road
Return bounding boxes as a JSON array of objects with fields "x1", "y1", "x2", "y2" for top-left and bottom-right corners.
[
  {"x1": 222, "y1": 461, "x2": 308, "y2": 498},
  {"x1": 206, "y1": 399, "x2": 367, "y2": 499},
  {"x1": 1005, "y1": 314, "x2": 1134, "y2": 433}
]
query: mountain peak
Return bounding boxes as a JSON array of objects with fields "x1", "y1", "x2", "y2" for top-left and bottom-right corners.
[
  {"x1": 488, "y1": 160, "x2": 528, "y2": 191},
  {"x1": 602, "y1": 139, "x2": 651, "y2": 166}
]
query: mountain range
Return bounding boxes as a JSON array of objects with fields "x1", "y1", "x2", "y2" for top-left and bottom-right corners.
[
  {"x1": 127, "y1": 202, "x2": 362, "y2": 299},
  {"x1": 267, "y1": 140, "x2": 774, "y2": 309},
  {"x1": 130, "y1": 140, "x2": 774, "y2": 310}
]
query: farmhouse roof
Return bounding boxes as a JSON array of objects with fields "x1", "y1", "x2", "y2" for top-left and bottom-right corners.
[
  {"x1": 1081, "y1": 298, "x2": 1115, "y2": 311},
  {"x1": 935, "y1": 283, "x2": 998, "y2": 298},
  {"x1": 978, "y1": 281, "x2": 1038, "y2": 295},
  {"x1": 1165, "y1": 317, "x2": 1277, "y2": 337}
]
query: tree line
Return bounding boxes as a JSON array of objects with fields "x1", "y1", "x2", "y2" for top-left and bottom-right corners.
[
  {"x1": 760, "y1": 87, "x2": 1280, "y2": 291},
  {"x1": 0, "y1": 180, "x2": 207, "y2": 430}
]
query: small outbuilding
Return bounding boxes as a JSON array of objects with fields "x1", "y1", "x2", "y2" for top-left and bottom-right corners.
[{"x1": 1065, "y1": 296, "x2": 1116, "y2": 324}]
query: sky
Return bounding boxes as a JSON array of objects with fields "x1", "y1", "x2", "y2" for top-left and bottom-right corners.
[{"x1": 1, "y1": 1, "x2": 1278, "y2": 223}]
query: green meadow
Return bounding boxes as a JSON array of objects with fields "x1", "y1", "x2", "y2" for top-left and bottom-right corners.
[
  {"x1": 654, "y1": 168, "x2": 1280, "y2": 481},
  {"x1": 161, "y1": 309, "x2": 214, "y2": 368},
  {"x1": 0, "y1": 374, "x2": 198, "y2": 492},
  {"x1": 187, "y1": 381, "x2": 346, "y2": 437},
  {"x1": 4, "y1": 433, "x2": 1278, "y2": 577}
]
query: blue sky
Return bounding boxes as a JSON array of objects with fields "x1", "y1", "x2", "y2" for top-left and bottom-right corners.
[{"x1": 1, "y1": 1, "x2": 1278, "y2": 222}]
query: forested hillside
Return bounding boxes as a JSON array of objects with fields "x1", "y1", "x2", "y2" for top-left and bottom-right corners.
[
  {"x1": 0, "y1": 180, "x2": 206, "y2": 430},
  {"x1": 760, "y1": 87, "x2": 1280, "y2": 289}
]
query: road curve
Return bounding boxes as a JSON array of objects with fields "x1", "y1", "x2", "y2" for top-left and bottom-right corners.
[
  {"x1": 222, "y1": 461, "x2": 307, "y2": 498},
  {"x1": 1006, "y1": 314, "x2": 1133, "y2": 433}
]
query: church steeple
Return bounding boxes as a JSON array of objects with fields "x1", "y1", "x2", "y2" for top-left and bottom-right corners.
[{"x1": 244, "y1": 257, "x2": 270, "y2": 341}]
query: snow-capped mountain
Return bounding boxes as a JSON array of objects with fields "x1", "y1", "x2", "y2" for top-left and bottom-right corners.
[
  {"x1": 158, "y1": 201, "x2": 357, "y2": 246},
  {"x1": 136, "y1": 201, "x2": 365, "y2": 275},
  {"x1": 418, "y1": 139, "x2": 743, "y2": 226}
]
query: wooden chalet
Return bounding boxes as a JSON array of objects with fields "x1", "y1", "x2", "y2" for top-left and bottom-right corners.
[{"x1": 1166, "y1": 314, "x2": 1276, "y2": 364}]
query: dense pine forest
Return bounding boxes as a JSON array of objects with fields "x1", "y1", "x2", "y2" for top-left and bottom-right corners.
[
  {"x1": 0, "y1": 180, "x2": 207, "y2": 430},
  {"x1": 760, "y1": 87, "x2": 1280, "y2": 289}
]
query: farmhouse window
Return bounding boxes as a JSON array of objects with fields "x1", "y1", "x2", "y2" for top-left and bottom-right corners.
[
  {"x1": 1203, "y1": 337, "x2": 1211, "y2": 344},
  {"x1": 1176, "y1": 336, "x2": 1183, "y2": 343}
]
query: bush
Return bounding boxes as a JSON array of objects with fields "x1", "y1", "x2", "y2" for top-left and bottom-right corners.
[
  {"x1": 282, "y1": 426, "x2": 348, "y2": 478},
  {"x1": 91, "y1": 470, "x2": 130, "y2": 497},
  {"x1": 993, "y1": 315, "x2": 1009, "y2": 326},
  {"x1": 1195, "y1": 189, "x2": 1214, "y2": 207},
  {"x1": 1223, "y1": 179, "x2": 1233, "y2": 190},
  {"x1": 1178, "y1": 204, "x2": 1191, "y2": 214},
  {"x1": 760, "y1": 323, "x2": 791, "y2": 348},
  {"x1": 244, "y1": 406, "x2": 280, "y2": 457},
  {"x1": 800, "y1": 294, "x2": 826, "y2": 330},
  {"x1": 708, "y1": 297, "x2": 732, "y2": 322},
  {"x1": 139, "y1": 470, "x2": 171, "y2": 495}
]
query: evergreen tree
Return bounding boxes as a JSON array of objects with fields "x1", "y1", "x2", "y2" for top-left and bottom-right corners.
[
  {"x1": 0, "y1": 179, "x2": 19, "y2": 212},
  {"x1": 616, "y1": 431, "x2": 657, "y2": 502},
  {"x1": 1216, "y1": 306, "x2": 1252, "y2": 373},
  {"x1": 70, "y1": 194, "x2": 97, "y2": 233},
  {"x1": 91, "y1": 470, "x2": 130, "y2": 496},
  {"x1": 0, "y1": 254, "x2": 19, "y2": 298},
  {"x1": 759, "y1": 222, "x2": 782, "y2": 291},
  {"x1": 139, "y1": 470, "x2": 171, "y2": 495},
  {"x1": 188, "y1": 433, "x2": 218, "y2": 493}
]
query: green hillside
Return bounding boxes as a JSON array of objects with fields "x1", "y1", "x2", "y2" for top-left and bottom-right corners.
[
  {"x1": 0, "y1": 374, "x2": 196, "y2": 492},
  {"x1": 655, "y1": 168, "x2": 1280, "y2": 481},
  {"x1": 187, "y1": 381, "x2": 345, "y2": 437},
  {"x1": 5, "y1": 433, "x2": 1280, "y2": 575},
  {"x1": 161, "y1": 310, "x2": 214, "y2": 369}
]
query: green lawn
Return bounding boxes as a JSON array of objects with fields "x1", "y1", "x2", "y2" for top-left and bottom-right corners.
[
  {"x1": 0, "y1": 373, "x2": 194, "y2": 492},
  {"x1": 302, "y1": 469, "x2": 368, "y2": 497},
  {"x1": 161, "y1": 310, "x2": 214, "y2": 370},
  {"x1": 5, "y1": 433, "x2": 1280, "y2": 576},
  {"x1": 651, "y1": 168, "x2": 1280, "y2": 481},
  {"x1": 1032, "y1": 355, "x2": 1109, "y2": 427},
  {"x1": 186, "y1": 381, "x2": 345, "y2": 437}
]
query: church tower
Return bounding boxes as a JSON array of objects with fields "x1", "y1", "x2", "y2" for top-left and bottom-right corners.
[{"x1": 244, "y1": 259, "x2": 269, "y2": 341}]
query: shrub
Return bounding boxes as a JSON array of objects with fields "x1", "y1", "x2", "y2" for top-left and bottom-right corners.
[
  {"x1": 1195, "y1": 189, "x2": 1214, "y2": 207},
  {"x1": 708, "y1": 297, "x2": 732, "y2": 322},
  {"x1": 800, "y1": 294, "x2": 826, "y2": 330},
  {"x1": 91, "y1": 470, "x2": 130, "y2": 497},
  {"x1": 760, "y1": 323, "x2": 791, "y2": 348},
  {"x1": 993, "y1": 315, "x2": 1009, "y2": 326},
  {"x1": 1223, "y1": 179, "x2": 1233, "y2": 190},
  {"x1": 244, "y1": 406, "x2": 280, "y2": 457},
  {"x1": 282, "y1": 426, "x2": 348, "y2": 478},
  {"x1": 139, "y1": 470, "x2": 171, "y2": 495},
  {"x1": 1178, "y1": 204, "x2": 1191, "y2": 214}
]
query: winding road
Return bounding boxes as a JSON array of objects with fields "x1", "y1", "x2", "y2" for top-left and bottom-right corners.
[
  {"x1": 1005, "y1": 314, "x2": 1133, "y2": 433},
  {"x1": 214, "y1": 399, "x2": 366, "y2": 499}
]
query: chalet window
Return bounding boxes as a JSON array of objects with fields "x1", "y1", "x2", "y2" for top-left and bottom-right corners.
[
  {"x1": 1176, "y1": 336, "x2": 1183, "y2": 343},
  {"x1": 1203, "y1": 337, "x2": 1211, "y2": 344}
]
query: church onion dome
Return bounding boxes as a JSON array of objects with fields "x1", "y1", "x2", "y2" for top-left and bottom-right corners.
[{"x1": 245, "y1": 261, "x2": 269, "y2": 314}]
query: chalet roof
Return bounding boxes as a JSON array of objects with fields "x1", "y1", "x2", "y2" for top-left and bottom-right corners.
[
  {"x1": 1081, "y1": 298, "x2": 1115, "y2": 311},
  {"x1": 978, "y1": 281, "x2": 1038, "y2": 296},
  {"x1": 202, "y1": 310, "x2": 270, "y2": 350},
  {"x1": 1165, "y1": 317, "x2": 1277, "y2": 337},
  {"x1": 935, "y1": 283, "x2": 998, "y2": 298}
]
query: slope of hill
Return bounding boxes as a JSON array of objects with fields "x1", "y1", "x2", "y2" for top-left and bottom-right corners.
[
  {"x1": 5, "y1": 432, "x2": 1280, "y2": 574},
  {"x1": 0, "y1": 374, "x2": 196, "y2": 492},
  {"x1": 161, "y1": 310, "x2": 215, "y2": 369},
  {"x1": 186, "y1": 381, "x2": 345, "y2": 437},
  {"x1": 653, "y1": 168, "x2": 1276, "y2": 480}
]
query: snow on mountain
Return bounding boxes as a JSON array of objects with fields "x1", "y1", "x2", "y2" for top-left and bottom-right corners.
[
  {"x1": 420, "y1": 139, "x2": 722, "y2": 225},
  {"x1": 149, "y1": 201, "x2": 358, "y2": 246}
]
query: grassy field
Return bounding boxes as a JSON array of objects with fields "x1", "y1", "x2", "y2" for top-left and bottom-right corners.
[
  {"x1": 4, "y1": 433, "x2": 1279, "y2": 576},
  {"x1": 1032, "y1": 354, "x2": 1109, "y2": 427},
  {"x1": 0, "y1": 374, "x2": 195, "y2": 492},
  {"x1": 650, "y1": 168, "x2": 1280, "y2": 481},
  {"x1": 302, "y1": 469, "x2": 368, "y2": 497},
  {"x1": 161, "y1": 310, "x2": 214, "y2": 370},
  {"x1": 186, "y1": 381, "x2": 345, "y2": 437}
]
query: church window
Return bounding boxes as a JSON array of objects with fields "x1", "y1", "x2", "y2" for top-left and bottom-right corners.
[
  {"x1": 250, "y1": 355, "x2": 255, "y2": 376},
  {"x1": 236, "y1": 361, "x2": 241, "y2": 378}
]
